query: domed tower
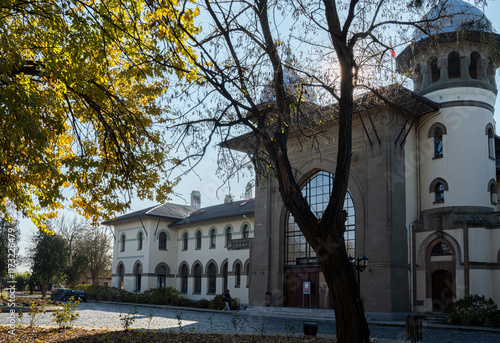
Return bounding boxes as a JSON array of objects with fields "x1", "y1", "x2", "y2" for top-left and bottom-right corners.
[
  {"x1": 397, "y1": 0, "x2": 500, "y2": 313},
  {"x1": 397, "y1": 0, "x2": 499, "y2": 212}
]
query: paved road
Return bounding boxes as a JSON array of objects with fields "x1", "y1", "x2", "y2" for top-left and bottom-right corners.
[{"x1": 1, "y1": 301, "x2": 500, "y2": 342}]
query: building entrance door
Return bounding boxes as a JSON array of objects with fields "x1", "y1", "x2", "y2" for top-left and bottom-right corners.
[
  {"x1": 284, "y1": 267, "x2": 331, "y2": 308},
  {"x1": 431, "y1": 270, "x2": 453, "y2": 312}
]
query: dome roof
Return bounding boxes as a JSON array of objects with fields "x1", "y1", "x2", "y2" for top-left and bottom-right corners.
[
  {"x1": 259, "y1": 48, "x2": 314, "y2": 103},
  {"x1": 413, "y1": 0, "x2": 492, "y2": 41}
]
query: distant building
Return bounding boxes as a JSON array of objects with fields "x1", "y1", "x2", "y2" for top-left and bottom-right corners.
[{"x1": 104, "y1": 193, "x2": 253, "y2": 304}]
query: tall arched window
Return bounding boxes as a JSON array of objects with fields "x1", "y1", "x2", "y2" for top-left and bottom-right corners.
[
  {"x1": 242, "y1": 224, "x2": 250, "y2": 239},
  {"x1": 210, "y1": 228, "x2": 216, "y2": 248},
  {"x1": 469, "y1": 52, "x2": 481, "y2": 79},
  {"x1": 157, "y1": 265, "x2": 166, "y2": 288},
  {"x1": 489, "y1": 181, "x2": 497, "y2": 205},
  {"x1": 120, "y1": 234, "x2": 126, "y2": 252},
  {"x1": 182, "y1": 232, "x2": 188, "y2": 251},
  {"x1": 196, "y1": 230, "x2": 202, "y2": 250},
  {"x1": 434, "y1": 127, "x2": 443, "y2": 158},
  {"x1": 429, "y1": 57, "x2": 440, "y2": 83},
  {"x1": 435, "y1": 183, "x2": 445, "y2": 203},
  {"x1": 235, "y1": 263, "x2": 241, "y2": 287},
  {"x1": 137, "y1": 231, "x2": 143, "y2": 250},
  {"x1": 117, "y1": 263, "x2": 124, "y2": 290},
  {"x1": 285, "y1": 171, "x2": 356, "y2": 265},
  {"x1": 193, "y1": 264, "x2": 202, "y2": 294},
  {"x1": 448, "y1": 52, "x2": 460, "y2": 79},
  {"x1": 159, "y1": 231, "x2": 167, "y2": 250},
  {"x1": 225, "y1": 227, "x2": 232, "y2": 247},
  {"x1": 180, "y1": 264, "x2": 188, "y2": 293},
  {"x1": 134, "y1": 262, "x2": 142, "y2": 292},
  {"x1": 222, "y1": 262, "x2": 228, "y2": 292},
  {"x1": 487, "y1": 126, "x2": 494, "y2": 159},
  {"x1": 207, "y1": 263, "x2": 217, "y2": 294}
]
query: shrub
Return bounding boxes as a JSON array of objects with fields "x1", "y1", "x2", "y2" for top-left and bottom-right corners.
[
  {"x1": 170, "y1": 296, "x2": 194, "y2": 307},
  {"x1": 196, "y1": 298, "x2": 211, "y2": 308},
  {"x1": 444, "y1": 294, "x2": 500, "y2": 327},
  {"x1": 210, "y1": 293, "x2": 241, "y2": 310},
  {"x1": 142, "y1": 287, "x2": 180, "y2": 305},
  {"x1": 52, "y1": 296, "x2": 80, "y2": 328}
]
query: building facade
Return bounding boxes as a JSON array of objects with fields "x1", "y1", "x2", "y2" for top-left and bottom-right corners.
[
  {"x1": 106, "y1": 194, "x2": 253, "y2": 304},
  {"x1": 108, "y1": 0, "x2": 500, "y2": 320}
]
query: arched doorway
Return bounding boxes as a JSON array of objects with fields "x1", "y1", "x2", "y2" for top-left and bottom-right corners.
[{"x1": 284, "y1": 171, "x2": 355, "y2": 308}]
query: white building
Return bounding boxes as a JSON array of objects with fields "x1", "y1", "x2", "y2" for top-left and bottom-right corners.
[{"x1": 105, "y1": 192, "x2": 253, "y2": 304}]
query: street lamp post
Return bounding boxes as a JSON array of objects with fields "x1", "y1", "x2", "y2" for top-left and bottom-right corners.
[{"x1": 349, "y1": 254, "x2": 369, "y2": 293}]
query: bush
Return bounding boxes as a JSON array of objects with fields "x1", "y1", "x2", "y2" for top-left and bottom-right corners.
[
  {"x1": 142, "y1": 287, "x2": 180, "y2": 305},
  {"x1": 170, "y1": 296, "x2": 194, "y2": 307},
  {"x1": 210, "y1": 293, "x2": 241, "y2": 310},
  {"x1": 196, "y1": 298, "x2": 211, "y2": 308},
  {"x1": 444, "y1": 294, "x2": 500, "y2": 327}
]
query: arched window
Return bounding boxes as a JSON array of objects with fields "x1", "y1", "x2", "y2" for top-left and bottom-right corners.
[
  {"x1": 242, "y1": 224, "x2": 250, "y2": 239},
  {"x1": 182, "y1": 232, "x2": 188, "y2": 251},
  {"x1": 434, "y1": 127, "x2": 443, "y2": 158},
  {"x1": 429, "y1": 57, "x2": 440, "y2": 83},
  {"x1": 120, "y1": 234, "x2": 126, "y2": 252},
  {"x1": 469, "y1": 52, "x2": 480, "y2": 79},
  {"x1": 159, "y1": 231, "x2": 167, "y2": 250},
  {"x1": 222, "y1": 262, "x2": 228, "y2": 292},
  {"x1": 196, "y1": 230, "x2": 202, "y2": 250},
  {"x1": 284, "y1": 171, "x2": 356, "y2": 265},
  {"x1": 157, "y1": 265, "x2": 166, "y2": 288},
  {"x1": 193, "y1": 264, "x2": 202, "y2": 294},
  {"x1": 431, "y1": 242, "x2": 452, "y2": 256},
  {"x1": 180, "y1": 264, "x2": 188, "y2": 293},
  {"x1": 210, "y1": 228, "x2": 216, "y2": 248},
  {"x1": 134, "y1": 262, "x2": 142, "y2": 292},
  {"x1": 489, "y1": 180, "x2": 497, "y2": 205},
  {"x1": 137, "y1": 231, "x2": 143, "y2": 250},
  {"x1": 117, "y1": 263, "x2": 124, "y2": 290},
  {"x1": 225, "y1": 227, "x2": 232, "y2": 247},
  {"x1": 435, "y1": 183, "x2": 445, "y2": 203},
  {"x1": 428, "y1": 123, "x2": 446, "y2": 158},
  {"x1": 207, "y1": 263, "x2": 217, "y2": 294},
  {"x1": 430, "y1": 178, "x2": 448, "y2": 204},
  {"x1": 487, "y1": 126, "x2": 494, "y2": 159},
  {"x1": 448, "y1": 52, "x2": 460, "y2": 79},
  {"x1": 235, "y1": 263, "x2": 241, "y2": 287},
  {"x1": 245, "y1": 261, "x2": 250, "y2": 288}
]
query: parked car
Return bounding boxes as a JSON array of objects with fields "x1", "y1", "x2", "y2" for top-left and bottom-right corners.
[
  {"x1": 50, "y1": 288, "x2": 74, "y2": 301},
  {"x1": 74, "y1": 290, "x2": 88, "y2": 302},
  {"x1": 51, "y1": 284, "x2": 63, "y2": 292}
]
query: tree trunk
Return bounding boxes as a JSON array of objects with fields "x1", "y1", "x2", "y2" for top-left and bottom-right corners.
[{"x1": 315, "y1": 223, "x2": 370, "y2": 342}]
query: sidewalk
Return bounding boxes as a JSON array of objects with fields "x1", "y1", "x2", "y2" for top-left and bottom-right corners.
[{"x1": 88, "y1": 299, "x2": 500, "y2": 334}]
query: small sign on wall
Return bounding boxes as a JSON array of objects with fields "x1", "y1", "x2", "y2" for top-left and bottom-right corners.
[{"x1": 303, "y1": 281, "x2": 311, "y2": 294}]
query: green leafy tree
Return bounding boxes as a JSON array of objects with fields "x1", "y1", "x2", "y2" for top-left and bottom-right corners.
[
  {"x1": 29, "y1": 231, "x2": 68, "y2": 297},
  {"x1": 14, "y1": 272, "x2": 30, "y2": 292},
  {"x1": 0, "y1": 0, "x2": 200, "y2": 234}
]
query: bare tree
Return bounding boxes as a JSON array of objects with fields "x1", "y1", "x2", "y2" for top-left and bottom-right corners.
[
  {"x1": 156, "y1": 0, "x2": 494, "y2": 341},
  {"x1": 74, "y1": 226, "x2": 112, "y2": 285},
  {"x1": 51, "y1": 214, "x2": 87, "y2": 266}
]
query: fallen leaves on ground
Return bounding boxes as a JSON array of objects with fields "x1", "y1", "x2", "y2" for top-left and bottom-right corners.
[{"x1": 0, "y1": 325, "x2": 336, "y2": 342}]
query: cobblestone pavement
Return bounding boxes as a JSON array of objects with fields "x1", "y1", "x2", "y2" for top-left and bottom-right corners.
[{"x1": 1, "y1": 302, "x2": 500, "y2": 342}]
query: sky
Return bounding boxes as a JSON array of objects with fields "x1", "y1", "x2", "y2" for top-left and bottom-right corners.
[{"x1": 14, "y1": 0, "x2": 500, "y2": 270}]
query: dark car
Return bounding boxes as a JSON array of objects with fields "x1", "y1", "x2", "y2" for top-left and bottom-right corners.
[
  {"x1": 74, "y1": 290, "x2": 88, "y2": 302},
  {"x1": 50, "y1": 288, "x2": 74, "y2": 301}
]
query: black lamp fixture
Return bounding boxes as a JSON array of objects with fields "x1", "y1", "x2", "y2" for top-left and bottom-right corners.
[{"x1": 349, "y1": 254, "x2": 369, "y2": 293}]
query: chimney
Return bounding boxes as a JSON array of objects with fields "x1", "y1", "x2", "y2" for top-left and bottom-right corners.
[{"x1": 190, "y1": 190, "x2": 201, "y2": 212}]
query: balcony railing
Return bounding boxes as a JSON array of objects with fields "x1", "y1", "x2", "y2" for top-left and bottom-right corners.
[{"x1": 227, "y1": 238, "x2": 251, "y2": 250}]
